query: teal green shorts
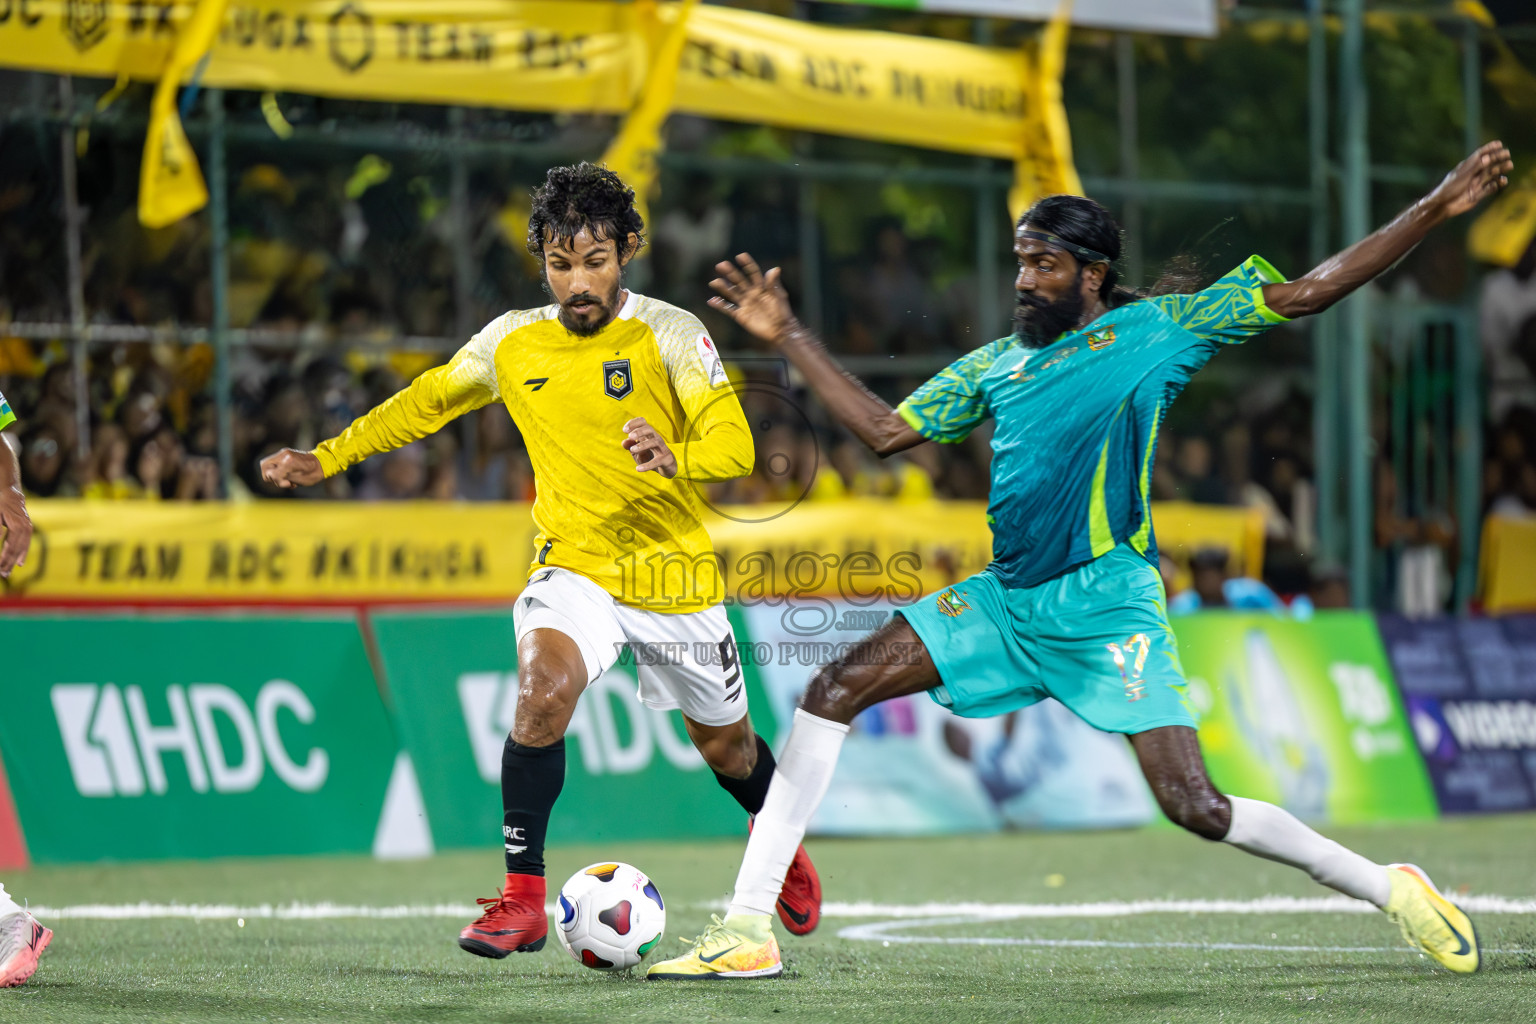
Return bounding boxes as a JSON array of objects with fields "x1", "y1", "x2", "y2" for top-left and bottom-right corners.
[{"x1": 898, "y1": 544, "x2": 1196, "y2": 734}]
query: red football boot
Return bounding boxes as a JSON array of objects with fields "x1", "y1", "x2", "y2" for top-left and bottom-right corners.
[
  {"x1": 458, "y1": 874, "x2": 548, "y2": 958},
  {"x1": 750, "y1": 817, "x2": 822, "y2": 935},
  {"x1": 777, "y1": 841, "x2": 823, "y2": 935}
]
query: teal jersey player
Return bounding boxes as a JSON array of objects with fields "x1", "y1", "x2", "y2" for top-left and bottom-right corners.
[
  {"x1": 653, "y1": 142, "x2": 1512, "y2": 982},
  {"x1": 891, "y1": 256, "x2": 1288, "y2": 731},
  {"x1": 898, "y1": 255, "x2": 1288, "y2": 590}
]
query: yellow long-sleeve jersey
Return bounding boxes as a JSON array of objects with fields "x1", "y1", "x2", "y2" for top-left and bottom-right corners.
[{"x1": 313, "y1": 292, "x2": 753, "y2": 612}]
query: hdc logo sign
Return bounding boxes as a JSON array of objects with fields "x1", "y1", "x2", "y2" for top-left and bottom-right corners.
[
  {"x1": 51, "y1": 681, "x2": 330, "y2": 797},
  {"x1": 457, "y1": 670, "x2": 704, "y2": 780}
]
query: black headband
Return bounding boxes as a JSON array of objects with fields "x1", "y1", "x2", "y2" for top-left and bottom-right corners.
[{"x1": 1018, "y1": 229, "x2": 1112, "y2": 266}]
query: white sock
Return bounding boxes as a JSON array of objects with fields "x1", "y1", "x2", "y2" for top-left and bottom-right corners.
[
  {"x1": 728, "y1": 709, "x2": 850, "y2": 918},
  {"x1": 0, "y1": 883, "x2": 18, "y2": 915},
  {"x1": 1223, "y1": 795, "x2": 1390, "y2": 908}
]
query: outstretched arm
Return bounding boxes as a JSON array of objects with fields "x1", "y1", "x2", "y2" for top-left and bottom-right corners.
[
  {"x1": 261, "y1": 339, "x2": 498, "y2": 489},
  {"x1": 1263, "y1": 142, "x2": 1513, "y2": 320},
  {"x1": 708, "y1": 255, "x2": 924, "y2": 457}
]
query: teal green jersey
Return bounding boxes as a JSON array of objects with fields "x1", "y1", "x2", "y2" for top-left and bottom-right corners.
[
  {"x1": 0, "y1": 388, "x2": 13, "y2": 432},
  {"x1": 897, "y1": 256, "x2": 1289, "y2": 588}
]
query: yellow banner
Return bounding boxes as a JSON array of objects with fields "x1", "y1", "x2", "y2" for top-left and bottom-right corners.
[
  {"x1": 4, "y1": 499, "x2": 1260, "y2": 603},
  {"x1": 676, "y1": 3, "x2": 1034, "y2": 161},
  {"x1": 1480, "y1": 515, "x2": 1536, "y2": 613},
  {"x1": 602, "y1": 0, "x2": 698, "y2": 227},
  {"x1": 0, "y1": 2, "x2": 1055, "y2": 162}
]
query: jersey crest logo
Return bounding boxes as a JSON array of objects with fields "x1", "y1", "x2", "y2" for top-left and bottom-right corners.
[
  {"x1": 524, "y1": 377, "x2": 549, "y2": 391},
  {"x1": 935, "y1": 588, "x2": 971, "y2": 618},
  {"x1": 603, "y1": 359, "x2": 633, "y2": 400},
  {"x1": 1086, "y1": 326, "x2": 1117, "y2": 351}
]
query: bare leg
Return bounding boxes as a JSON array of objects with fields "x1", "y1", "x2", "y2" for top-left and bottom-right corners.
[
  {"x1": 502, "y1": 627, "x2": 586, "y2": 875},
  {"x1": 684, "y1": 714, "x2": 759, "y2": 779},
  {"x1": 727, "y1": 617, "x2": 939, "y2": 918},
  {"x1": 1131, "y1": 725, "x2": 1389, "y2": 906}
]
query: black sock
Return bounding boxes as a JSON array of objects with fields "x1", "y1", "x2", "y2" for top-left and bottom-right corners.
[
  {"x1": 502, "y1": 736, "x2": 565, "y2": 876},
  {"x1": 712, "y1": 734, "x2": 776, "y2": 816}
]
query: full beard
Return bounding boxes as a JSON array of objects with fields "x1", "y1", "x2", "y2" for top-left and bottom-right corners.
[
  {"x1": 557, "y1": 283, "x2": 622, "y2": 336},
  {"x1": 1012, "y1": 273, "x2": 1086, "y2": 346}
]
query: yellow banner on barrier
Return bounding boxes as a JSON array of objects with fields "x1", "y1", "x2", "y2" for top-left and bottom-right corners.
[
  {"x1": 0, "y1": 2, "x2": 1057, "y2": 163},
  {"x1": 4, "y1": 499, "x2": 1261, "y2": 603},
  {"x1": 676, "y1": 4, "x2": 1034, "y2": 161},
  {"x1": 1480, "y1": 515, "x2": 1536, "y2": 613}
]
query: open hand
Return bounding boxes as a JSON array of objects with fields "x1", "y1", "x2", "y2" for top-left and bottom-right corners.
[
  {"x1": 260, "y1": 448, "x2": 324, "y2": 489},
  {"x1": 708, "y1": 253, "x2": 800, "y2": 346},
  {"x1": 622, "y1": 418, "x2": 677, "y2": 479},
  {"x1": 0, "y1": 483, "x2": 31, "y2": 578},
  {"x1": 1432, "y1": 141, "x2": 1514, "y2": 218}
]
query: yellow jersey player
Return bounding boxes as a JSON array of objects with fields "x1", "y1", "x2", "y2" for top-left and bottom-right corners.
[{"x1": 260, "y1": 164, "x2": 822, "y2": 960}]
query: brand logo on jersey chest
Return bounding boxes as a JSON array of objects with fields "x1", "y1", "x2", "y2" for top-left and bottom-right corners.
[{"x1": 603, "y1": 359, "x2": 633, "y2": 400}]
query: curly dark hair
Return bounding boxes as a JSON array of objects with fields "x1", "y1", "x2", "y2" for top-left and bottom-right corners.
[{"x1": 525, "y1": 162, "x2": 646, "y2": 262}]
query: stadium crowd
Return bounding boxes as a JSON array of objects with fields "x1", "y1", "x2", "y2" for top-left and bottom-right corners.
[{"x1": 3, "y1": 107, "x2": 1534, "y2": 611}]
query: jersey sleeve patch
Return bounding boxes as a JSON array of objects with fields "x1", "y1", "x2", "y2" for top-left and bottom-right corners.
[
  {"x1": 0, "y1": 389, "x2": 13, "y2": 431},
  {"x1": 1151, "y1": 254, "x2": 1290, "y2": 346},
  {"x1": 694, "y1": 333, "x2": 730, "y2": 389}
]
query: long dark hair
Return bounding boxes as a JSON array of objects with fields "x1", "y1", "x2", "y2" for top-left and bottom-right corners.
[{"x1": 1018, "y1": 194, "x2": 1203, "y2": 305}]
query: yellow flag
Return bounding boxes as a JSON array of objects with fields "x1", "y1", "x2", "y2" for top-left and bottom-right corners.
[
  {"x1": 1469, "y1": 170, "x2": 1536, "y2": 268},
  {"x1": 1011, "y1": 0, "x2": 1082, "y2": 221},
  {"x1": 601, "y1": 0, "x2": 699, "y2": 230},
  {"x1": 139, "y1": 0, "x2": 229, "y2": 229}
]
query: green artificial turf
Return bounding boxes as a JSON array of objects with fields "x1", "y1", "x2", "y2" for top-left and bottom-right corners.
[{"x1": 3, "y1": 816, "x2": 1534, "y2": 1023}]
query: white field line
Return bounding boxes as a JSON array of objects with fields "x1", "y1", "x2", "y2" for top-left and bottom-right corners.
[
  {"x1": 26, "y1": 894, "x2": 1536, "y2": 921},
  {"x1": 837, "y1": 915, "x2": 1536, "y2": 956}
]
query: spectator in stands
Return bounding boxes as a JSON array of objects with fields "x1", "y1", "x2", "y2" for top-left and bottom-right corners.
[
  {"x1": 81, "y1": 423, "x2": 139, "y2": 500},
  {"x1": 18, "y1": 422, "x2": 69, "y2": 498},
  {"x1": 1168, "y1": 546, "x2": 1287, "y2": 614},
  {"x1": 653, "y1": 174, "x2": 733, "y2": 309},
  {"x1": 1479, "y1": 241, "x2": 1536, "y2": 420},
  {"x1": 1307, "y1": 565, "x2": 1352, "y2": 611},
  {"x1": 848, "y1": 219, "x2": 940, "y2": 356},
  {"x1": 358, "y1": 442, "x2": 428, "y2": 501},
  {"x1": 1176, "y1": 435, "x2": 1226, "y2": 504}
]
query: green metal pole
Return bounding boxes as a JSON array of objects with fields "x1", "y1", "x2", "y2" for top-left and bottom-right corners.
[
  {"x1": 206, "y1": 87, "x2": 233, "y2": 496},
  {"x1": 797, "y1": 177, "x2": 824, "y2": 336},
  {"x1": 975, "y1": 166, "x2": 1001, "y2": 342},
  {"x1": 974, "y1": 17, "x2": 1000, "y2": 342},
  {"x1": 1307, "y1": 0, "x2": 1337, "y2": 566},
  {"x1": 1455, "y1": 17, "x2": 1484, "y2": 610},
  {"x1": 58, "y1": 76, "x2": 91, "y2": 462},
  {"x1": 449, "y1": 106, "x2": 475, "y2": 342},
  {"x1": 1116, "y1": 32, "x2": 1143, "y2": 289},
  {"x1": 1341, "y1": 0, "x2": 1372, "y2": 608}
]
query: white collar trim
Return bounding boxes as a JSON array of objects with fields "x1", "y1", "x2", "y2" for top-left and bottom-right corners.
[{"x1": 616, "y1": 290, "x2": 642, "y2": 320}]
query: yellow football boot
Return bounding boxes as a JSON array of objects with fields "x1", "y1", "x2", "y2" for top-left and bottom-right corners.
[
  {"x1": 646, "y1": 914, "x2": 783, "y2": 980},
  {"x1": 1384, "y1": 863, "x2": 1480, "y2": 974}
]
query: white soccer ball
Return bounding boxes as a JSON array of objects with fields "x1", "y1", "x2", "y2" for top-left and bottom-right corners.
[{"x1": 555, "y1": 861, "x2": 666, "y2": 971}]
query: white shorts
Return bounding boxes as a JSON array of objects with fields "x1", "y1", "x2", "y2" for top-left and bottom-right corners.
[{"x1": 513, "y1": 567, "x2": 747, "y2": 728}]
